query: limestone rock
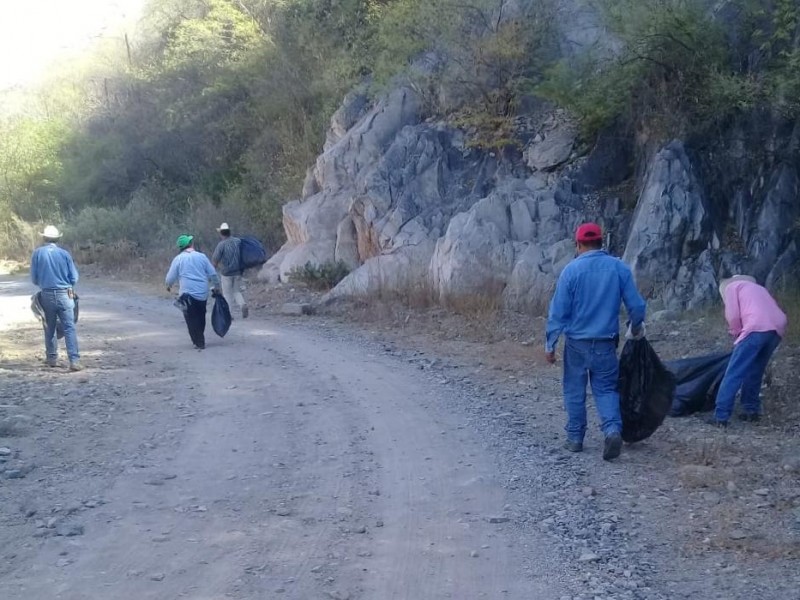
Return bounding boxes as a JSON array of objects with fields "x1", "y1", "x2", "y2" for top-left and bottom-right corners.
[
  {"x1": 623, "y1": 141, "x2": 716, "y2": 310},
  {"x1": 261, "y1": 87, "x2": 423, "y2": 281},
  {"x1": 263, "y1": 87, "x2": 800, "y2": 311},
  {"x1": 524, "y1": 124, "x2": 577, "y2": 171}
]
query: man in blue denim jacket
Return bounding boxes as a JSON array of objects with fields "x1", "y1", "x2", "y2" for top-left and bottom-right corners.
[
  {"x1": 30, "y1": 226, "x2": 82, "y2": 371},
  {"x1": 545, "y1": 223, "x2": 646, "y2": 460}
]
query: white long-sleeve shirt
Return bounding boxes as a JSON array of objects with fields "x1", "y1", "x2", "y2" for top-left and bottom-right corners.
[{"x1": 165, "y1": 248, "x2": 220, "y2": 300}]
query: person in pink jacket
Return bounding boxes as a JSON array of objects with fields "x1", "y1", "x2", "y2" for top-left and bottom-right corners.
[{"x1": 707, "y1": 275, "x2": 788, "y2": 426}]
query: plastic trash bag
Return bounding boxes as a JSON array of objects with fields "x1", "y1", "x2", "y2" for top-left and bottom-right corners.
[
  {"x1": 211, "y1": 291, "x2": 232, "y2": 337},
  {"x1": 666, "y1": 352, "x2": 731, "y2": 416},
  {"x1": 618, "y1": 339, "x2": 676, "y2": 443},
  {"x1": 30, "y1": 292, "x2": 80, "y2": 340},
  {"x1": 239, "y1": 236, "x2": 268, "y2": 271}
]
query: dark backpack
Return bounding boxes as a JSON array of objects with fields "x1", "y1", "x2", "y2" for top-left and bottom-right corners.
[{"x1": 238, "y1": 236, "x2": 268, "y2": 271}]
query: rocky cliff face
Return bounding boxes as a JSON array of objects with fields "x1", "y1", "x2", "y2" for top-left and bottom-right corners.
[{"x1": 262, "y1": 88, "x2": 799, "y2": 312}]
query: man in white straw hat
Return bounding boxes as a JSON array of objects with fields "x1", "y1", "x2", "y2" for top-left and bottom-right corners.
[
  {"x1": 30, "y1": 226, "x2": 82, "y2": 371},
  {"x1": 706, "y1": 275, "x2": 788, "y2": 426},
  {"x1": 211, "y1": 222, "x2": 248, "y2": 319}
]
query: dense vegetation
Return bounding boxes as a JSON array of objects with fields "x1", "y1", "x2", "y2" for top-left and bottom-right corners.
[
  {"x1": 0, "y1": 0, "x2": 798, "y2": 262},
  {"x1": 539, "y1": 0, "x2": 800, "y2": 137}
]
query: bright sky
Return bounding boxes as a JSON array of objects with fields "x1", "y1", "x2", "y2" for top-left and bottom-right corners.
[{"x1": 0, "y1": 0, "x2": 148, "y2": 89}]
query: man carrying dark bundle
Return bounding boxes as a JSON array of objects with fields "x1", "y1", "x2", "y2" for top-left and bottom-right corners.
[
  {"x1": 545, "y1": 223, "x2": 647, "y2": 461},
  {"x1": 212, "y1": 222, "x2": 248, "y2": 319},
  {"x1": 166, "y1": 235, "x2": 221, "y2": 350}
]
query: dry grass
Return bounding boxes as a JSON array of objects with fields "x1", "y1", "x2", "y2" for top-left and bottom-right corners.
[{"x1": 331, "y1": 278, "x2": 541, "y2": 346}]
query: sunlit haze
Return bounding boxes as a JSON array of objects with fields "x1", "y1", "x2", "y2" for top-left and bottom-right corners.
[{"x1": 0, "y1": 0, "x2": 147, "y2": 89}]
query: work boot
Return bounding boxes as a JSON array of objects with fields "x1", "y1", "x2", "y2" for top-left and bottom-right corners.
[
  {"x1": 703, "y1": 414, "x2": 728, "y2": 428},
  {"x1": 69, "y1": 362, "x2": 84, "y2": 372},
  {"x1": 45, "y1": 358, "x2": 58, "y2": 368},
  {"x1": 602, "y1": 433, "x2": 623, "y2": 461},
  {"x1": 737, "y1": 412, "x2": 760, "y2": 423},
  {"x1": 242, "y1": 305, "x2": 249, "y2": 319},
  {"x1": 563, "y1": 439, "x2": 583, "y2": 453}
]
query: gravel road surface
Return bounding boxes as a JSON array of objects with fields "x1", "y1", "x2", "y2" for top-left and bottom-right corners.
[
  {"x1": 0, "y1": 277, "x2": 568, "y2": 599},
  {"x1": 2, "y1": 275, "x2": 799, "y2": 600}
]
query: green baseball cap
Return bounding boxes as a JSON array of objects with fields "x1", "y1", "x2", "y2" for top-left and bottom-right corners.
[{"x1": 176, "y1": 234, "x2": 194, "y2": 250}]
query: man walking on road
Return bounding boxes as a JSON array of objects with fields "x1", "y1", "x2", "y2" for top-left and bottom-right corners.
[
  {"x1": 30, "y1": 225, "x2": 82, "y2": 371},
  {"x1": 166, "y1": 235, "x2": 221, "y2": 350},
  {"x1": 706, "y1": 275, "x2": 787, "y2": 427},
  {"x1": 545, "y1": 223, "x2": 646, "y2": 460},
  {"x1": 212, "y1": 222, "x2": 248, "y2": 319}
]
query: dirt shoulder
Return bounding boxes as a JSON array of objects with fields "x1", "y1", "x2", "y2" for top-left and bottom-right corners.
[{"x1": 246, "y1": 279, "x2": 800, "y2": 598}]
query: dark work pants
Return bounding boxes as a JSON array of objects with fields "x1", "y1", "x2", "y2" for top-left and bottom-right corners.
[{"x1": 181, "y1": 294, "x2": 207, "y2": 348}]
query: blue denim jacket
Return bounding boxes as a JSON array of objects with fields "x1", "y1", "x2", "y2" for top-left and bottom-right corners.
[
  {"x1": 31, "y1": 244, "x2": 79, "y2": 290},
  {"x1": 546, "y1": 250, "x2": 646, "y2": 352}
]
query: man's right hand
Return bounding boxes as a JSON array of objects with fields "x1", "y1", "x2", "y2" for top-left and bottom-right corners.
[{"x1": 545, "y1": 350, "x2": 557, "y2": 365}]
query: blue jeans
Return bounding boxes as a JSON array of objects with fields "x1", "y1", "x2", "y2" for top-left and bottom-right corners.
[
  {"x1": 715, "y1": 330, "x2": 781, "y2": 421},
  {"x1": 40, "y1": 289, "x2": 80, "y2": 363},
  {"x1": 563, "y1": 338, "x2": 621, "y2": 442}
]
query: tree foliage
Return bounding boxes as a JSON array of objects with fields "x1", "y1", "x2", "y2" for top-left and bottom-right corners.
[
  {"x1": 538, "y1": 0, "x2": 800, "y2": 138},
  {"x1": 1, "y1": 0, "x2": 799, "y2": 261},
  {"x1": 373, "y1": 0, "x2": 557, "y2": 148}
]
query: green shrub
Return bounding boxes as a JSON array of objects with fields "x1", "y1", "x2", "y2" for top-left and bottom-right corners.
[
  {"x1": 289, "y1": 261, "x2": 351, "y2": 290},
  {"x1": 538, "y1": 0, "x2": 800, "y2": 137},
  {"x1": 0, "y1": 212, "x2": 39, "y2": 261},
  {"x1": 373, "y1": 0, "x2": 556, "y2": 149},
  {"x1": 538, "y1": 0, "x2": 740, "y2": 138},
  {"x1": 62, "y1": 191, "x2": 174, "y2": 251}
]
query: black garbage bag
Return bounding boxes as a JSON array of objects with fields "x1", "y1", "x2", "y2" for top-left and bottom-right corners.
[
  {"x1": 211, "y1": 291, "x2": 232, "y2": 337},
  {"x1": 666, "y1": 352, "x2": 731, "y2": 416},
  {"x1": 618, "y1": 339, "x2": 676, "y2": 443},
  {"x1": 239, "y1": 236, "x2": 268, "y2": 271}
]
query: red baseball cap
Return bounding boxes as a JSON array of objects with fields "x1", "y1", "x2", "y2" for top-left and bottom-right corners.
[{"x1": 575, "y1": 223, "x2": 602, "y2": 243}]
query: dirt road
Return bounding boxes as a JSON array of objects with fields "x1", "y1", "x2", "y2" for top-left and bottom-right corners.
[
  {"x1": 4, "y1": 276, "x2": 800, "y2": 600},
  {"x1": 0, "y1": 277, "x2": 569, "y2": 599}
]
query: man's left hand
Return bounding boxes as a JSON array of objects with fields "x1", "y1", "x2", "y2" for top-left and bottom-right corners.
[{"x1": 545, "y1": 350, "x2": 557, "y2": 365}]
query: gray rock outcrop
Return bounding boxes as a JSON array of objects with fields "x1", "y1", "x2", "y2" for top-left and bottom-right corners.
[
  {"x1": 263, "y1": 89, "x2": 800, "y2": 312},
  {"x1": 622, "y1": 142, "x2": 719, "y2": 310}
]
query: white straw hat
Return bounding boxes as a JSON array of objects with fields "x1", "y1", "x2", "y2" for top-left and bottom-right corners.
[
  {"x1": 217, "y1": 222, "x2": 230, "y2": 231},
  {"x1": 40, "y1": 225, "x2": 62, "y2": 239},
  {"x1": 719, "y1": 274, "x2": 756, "y2": 297}
]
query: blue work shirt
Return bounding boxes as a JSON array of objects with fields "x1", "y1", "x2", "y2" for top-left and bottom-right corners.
[
  {"x1": 546, "y1": 250, "x2": 646, "y2": 352},
  {"x1": 31, "y1": 243, "x2": 79, "y2": 290},
  {"x1": 165, "y1": 248, "x2": 220, "y2": 301}
]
